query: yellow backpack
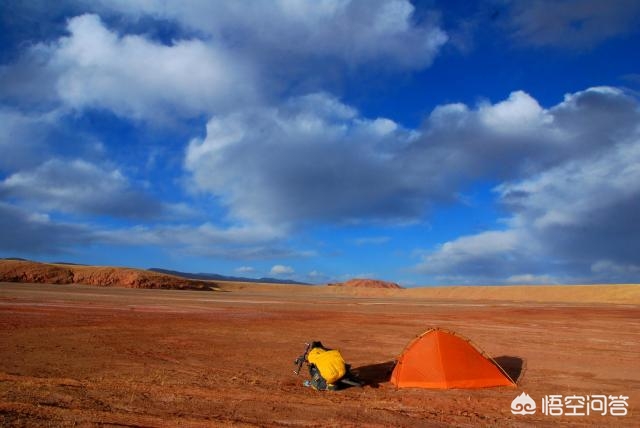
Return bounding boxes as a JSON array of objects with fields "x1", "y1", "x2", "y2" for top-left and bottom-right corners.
[{"x1": 307, "y1": 348, "x2": 347, "y2": 384}]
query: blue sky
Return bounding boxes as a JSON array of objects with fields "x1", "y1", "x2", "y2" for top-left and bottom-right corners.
[{"x1": 1, "y1": 0, "x2": 640, "y2": 286}]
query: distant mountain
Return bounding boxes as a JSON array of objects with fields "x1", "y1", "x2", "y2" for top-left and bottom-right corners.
[
  {"x1": 148, "y1": 268, "x2": 309, "y2": 285},
  {"x1": 51, "y1": 261, "x2": 88, "y2": 266}
]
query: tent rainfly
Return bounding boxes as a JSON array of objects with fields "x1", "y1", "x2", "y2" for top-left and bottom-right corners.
[{"x1": 390, "y1": 328, "x2": 516, "y2": 389}]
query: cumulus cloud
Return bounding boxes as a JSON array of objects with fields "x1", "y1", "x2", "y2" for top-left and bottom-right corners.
[
  {"x1": 503, "y1": 0, "x2": 640, "y2": 49},
  {"x1": 2, "y1": 2, "x2": 449, "y2": 121},
  {"x1": 5, "y1": 81, "x2": 636, "y2": 284},
  {"x1": 1, "y1": 14, "x2": 256, "y2": 122},
  {"x1": 2, "y1": 0, "x2": 638, "y2": 283},
  {"x1": 186, "y1": 86, "x2": 639, "y2": 237},
  {"x1": 415, "y1": 87, "x2": 640, "y2": 283},
  {"x1": 185, "y1": 92, "x2": 419, "y2": 226},
  {"x1": 5, "y1": 83, "x2": 628, "y2": 278},
  {"x1": 0, "y1": 105, "x2": 170, "y2": 223},
  {"x1": 47, "y1": 14, "x2": 256, "y2": 120},
  {"x1": 506, "y1": 274, "x2": 557, "y2": 285},
  {"x1": 497, "y1": 134, "x2": 640, "y2": 266},
  {"x1": 0, "y1": 2, "x2": 450, "y2": 264},
  {"x1": 270, "y1": 264, "x2": 294, "y2": 276},
  {"x1": 478, "y1": 90, "x2": 551, "y2": 132},
  {"x1": 0, "y1": 158, "x2": 162, "y2": 219},
  {"x1": 411, "y1": 87, "x2": 640, "y2": 191},
  {"x1": 95, "y1": 0, "x2": 447, "y2": 71},
  {"x1": 415, "y1": 230, "x2": 531, "y2": 279}
]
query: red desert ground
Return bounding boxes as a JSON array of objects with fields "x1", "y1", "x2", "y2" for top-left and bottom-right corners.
[{"x1": 1, "y1": 259, "x2": 639, "y2": 426}]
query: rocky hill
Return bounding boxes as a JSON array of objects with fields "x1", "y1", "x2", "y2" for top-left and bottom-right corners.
[
  {"x1": 328, "y1": 278, "x2": 403, "y2": 289},
  {"x1": 0, "y1": 260, "x2": 217, "y2": 291}
]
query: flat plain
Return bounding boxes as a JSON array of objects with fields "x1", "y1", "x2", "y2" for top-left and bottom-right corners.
[{"x1": 1, "y1": 281, "x2": 639, "y2": 427}]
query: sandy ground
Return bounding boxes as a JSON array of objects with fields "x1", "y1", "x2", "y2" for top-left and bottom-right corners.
[{"x1": 1, "y1": 282, "x2": 639, "y2": 427}]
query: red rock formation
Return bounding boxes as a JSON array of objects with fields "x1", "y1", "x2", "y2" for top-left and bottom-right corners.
[
  {"x1": 329, "y1": 278, "x2": 402, "y2": 289},
  {"x1": 0, "y1": 260, "x2": 217, "y2": 291}
]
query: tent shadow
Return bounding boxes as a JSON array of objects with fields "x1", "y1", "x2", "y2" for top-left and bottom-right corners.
[
  {"x1": 494, "y1": 355, "x2": 525, "y2": 383},
  {"x1": 350, "y1": 360, "x2": 396, "y2": 388}
]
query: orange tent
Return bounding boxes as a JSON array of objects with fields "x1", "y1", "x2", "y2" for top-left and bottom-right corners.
[{"x1": 390, "y1": 328, "x2": 516, "y2": 389}]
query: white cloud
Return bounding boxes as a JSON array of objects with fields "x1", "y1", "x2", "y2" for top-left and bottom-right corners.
[
  {"x1": 288, "y1": 92, "x2": 358, "y2": 121},
  {"x1": 498, "y1": 137, "x2": 640, "y2": 231},
  {"x1": 2, "y1": 2, "x2": 449, "y2": 125},
  {"x1": 415, "y1": 87, "x2": 640, "y2": 283},
  {"x1": 185, "y1": 92, "x2": 418, "y2": 226},
  {"x1": 305, "y1": 270, "x2": 333, "y2": 284},
  {"x1": 185, "y1": 84, "x2": 640, "y2": 280},
  {"x1": 415, "y1": 230, "x2": 528, "y2": 277},
  {"x1": 270, "y1": 264, "x2": 294, "y2": 275},
  {"x1": 235, "y1": 266, "x2": 255, "y2": 274},
  {"x1": 3, "y1": 3, "x2": 639, "y2": 287},
  {"x1": 0, "y1": 158, "x2": 161, "y2": 219},
  {"x1": 4, "y1": 81, "x2": 633, "y2": 282},
  {"x1": 48, "y1": 14, "x2": 256, "y2": 120},
  {"x1": 506, "y1": 274, "x2": 556, "y2": 285},
  {"x1": 478, "y1": 90, "x2": 552, "y2": 133},
  {"x1": 95, "y1": 0, "x2": 448, "y2": 71}
]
